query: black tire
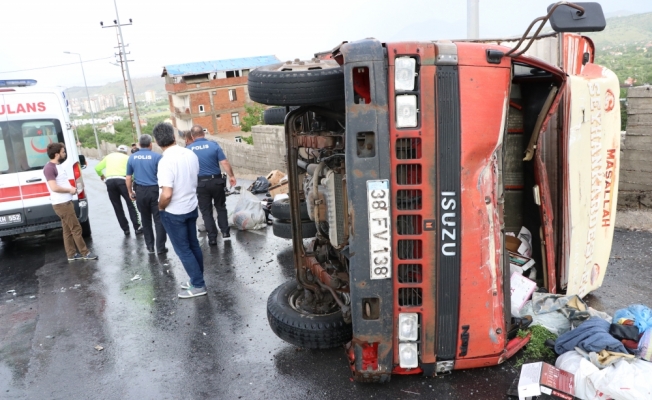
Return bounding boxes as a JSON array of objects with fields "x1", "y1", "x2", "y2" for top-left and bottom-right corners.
[
  {"x1": 267, "y1": 281, "x2": 352, "y2": 349},
  {"x1": 81, "y1": 219, "x2": 92, "y2": 238},
  {"x1": 263, "y1": 107, "x2": 287, "y2": 125},
  {"x1": 248, "y1": 60, "x2": 345, "y2": 106},
  {"x1": 0, "y1": 236, "x2": 15, "y2": 243},
  {"x1": 272, "y1": 218, "x2": 317, "y2": 239},
  {"x1": 271, "y1": 198, "x2": 310, "y2": 221}
]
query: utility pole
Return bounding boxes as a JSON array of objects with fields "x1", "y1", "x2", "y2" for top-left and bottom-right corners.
[
  {"x1": 467, "y1": 0, "x2": 480, "y2": 39},
  {"x1": 100, "y1": 0, "x2": 141, "y2": 138},
  {"x1": 63, "y1": 51, "x2": 102, "y2": 157},
  {"x1": 110, "y1": 29, "x2": 137, "y2": 141}
]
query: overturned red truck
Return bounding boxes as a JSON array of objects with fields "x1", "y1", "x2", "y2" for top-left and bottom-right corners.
[{"x1": 248, "y1": 2, "x2": 620, "y2": 382}]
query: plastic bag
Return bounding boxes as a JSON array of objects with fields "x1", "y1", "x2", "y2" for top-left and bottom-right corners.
[
  {"x1": 555, "y1": 351, "x2": 600, "y2": 400},
  {"x1": 613, "y1": 304, "x2": 652, "y2": 334},
  {"x1": 248, "y1": 176, "x2": 270, "y2": 194},
  {"x1": 517, "y1": 300, "x2": 572, "y2": 336},
  {"x1": 556, "y1": 350, "x2": 652, "y2": 400},
  {"x1": 638, "y1": 327, "x2": 652, "y2": 362},
  {"x1": 228, "y1": 190, "x2": 267, "y2": 230}
]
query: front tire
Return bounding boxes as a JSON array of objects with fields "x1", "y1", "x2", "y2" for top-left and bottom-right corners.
[
  {"x1": 267, "y1": 281, "x2": 352, "y2": 349},
  {"x1": 81, "y1": 219, "x2": 92, "y2": 238}
]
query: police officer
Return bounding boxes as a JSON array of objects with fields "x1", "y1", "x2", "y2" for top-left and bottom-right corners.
[
  {"x1": 95, "y1": 144, "x2": 142, "y2": 235},
  {"x1": 126, "y1": 134, "x2": 168, "y2": 254},
  {"x1": 187, "y1": 125, "x2": 236, "y2": 245}
]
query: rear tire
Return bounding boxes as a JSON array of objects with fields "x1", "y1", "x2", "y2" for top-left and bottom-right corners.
[
  {"x1": 263, "y1": 107, "x2": 288, "y2": 125},
  {"x1": 248, "y1": 60, "x2": 345, "y2": 106},
  {"x1": 272, "y1": 218, "x2": 316, "y2": 239},
  {"x1": 267, "y1": 281, "x2": 352, "y2": 349},
  {"x1": 81, "y1": 219, "x2": 92, "y2": 238},
  {"x1": 271, "y1": 198, "x2": 310, "y2": 221}
]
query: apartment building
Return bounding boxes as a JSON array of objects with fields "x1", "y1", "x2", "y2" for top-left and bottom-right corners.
[{"x1": 161, "y1": 55, "x2": 280, "y2": 134}]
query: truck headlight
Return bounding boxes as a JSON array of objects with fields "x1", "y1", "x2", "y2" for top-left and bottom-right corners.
[
  {"x1": 398, "y1": 313, "x2": 419, "y2": 341},
  {"x1": 399, "y1": 343, "x2": 419, "y2": 368},
  {"x1": 395, "y1": 57, "x2": 416, "y2": 91},
  {"x1": 396, "y1": 95, "x2": 418, "y2": 128}
]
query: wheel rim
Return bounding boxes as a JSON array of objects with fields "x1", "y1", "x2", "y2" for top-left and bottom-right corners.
[{"x1": 288, "y1": 287, "x2": 350, "y2": 317}]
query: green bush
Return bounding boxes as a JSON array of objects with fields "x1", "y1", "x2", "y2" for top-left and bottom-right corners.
[{"x1": 239, "y1": 103, "x2": 264, "y2": 133}]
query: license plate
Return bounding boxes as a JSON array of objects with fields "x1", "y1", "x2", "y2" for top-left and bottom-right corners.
[
  {"x1": 0, "y1": 213, "x2": 22, "y2": 226},
  {"x1": 367, "y1": 180, "x2": 392, "y2": 280}
]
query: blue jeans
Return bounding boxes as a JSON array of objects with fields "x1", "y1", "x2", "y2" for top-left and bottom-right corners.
[{"x1": 160, "y1": 207, "x2": 205, "y2": 288}]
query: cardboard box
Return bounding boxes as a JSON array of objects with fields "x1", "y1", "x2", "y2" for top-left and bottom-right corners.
[
  {"x1": 506, "y1": 235, "x2": 524, "y2": 253},
  {"x1": 509, "y1": 251, "x2": 536, "y2": 275},
  {"x1": 265, "y1": 170, "x2": 286, "y2": 187},
  {"x1": 518, "y1": 362, "x2": 577, "y2": 400},
  {"x1": 269, "y1": 180, "x2": 289, "y2": 197},
  {"x1": 510, "y1": 272, "x2": 537, "y2": 317}
]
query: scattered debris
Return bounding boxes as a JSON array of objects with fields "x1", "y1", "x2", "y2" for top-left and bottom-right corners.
[
  {"x1": 46, "y1": 335, "x2": 55, "y2": 339},
  {"x1": 130, "y1": 274, "x2": 142, "y2": 281},
  {"x1": 6, "y1": 289, "x2": 15, "y2": 294},
  {"x1": 60, "y1": 287, "x2": 66, "y2": 293},
  {"x1": 400, "y1": 390, "x2": 420, "y2": 395},
  {"x1": 203, "y1": 332, "x2": 206, "y2": 336},
  {"x1": 29, "y1": 296, "x2": 36, "y2": 299},
  {"x1": 74, "y1": 284, "x2": 81, "y2": 288},
  {"x1": 94, "y1": 345, "x2": 104, "y2": 351},
  {"x1": 6, "y1": 299, "x2": 13, "y2": 303}
]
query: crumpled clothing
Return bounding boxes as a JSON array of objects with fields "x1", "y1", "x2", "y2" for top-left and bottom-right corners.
[
  {"x1": 585, "y1": 349, "x2": 635, "y2": 369},
  {"x1": 614, "y1": 304, "x2": 652, "y2": 334},
  {"x1": 531, "y1": 293, "x2": 612, "y2": 328},
  {"x1": 554, "y1": 317, "x2": 628, "y2": 355}
]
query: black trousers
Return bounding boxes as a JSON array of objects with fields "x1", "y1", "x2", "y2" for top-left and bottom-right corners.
[
  {"x1": 135, "y1": 185, "x2": 167, "y2": 251},
  {"x1": 197, "y1": 176, "x2": 229, "y2": 240},
  {"x1": 105, "y1": 178, "x2": 140, "y2": 232}
]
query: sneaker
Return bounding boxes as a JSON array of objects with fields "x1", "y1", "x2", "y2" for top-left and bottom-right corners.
[
  {"x1": 157, "y1": 247, "x2": 168, "y2": 255},
  {"x1": 222, "y1": 231, "x2": 231, "y2": 239},
  {"x1": 68, "y1": 253, "x2": 83, "y2": 262},
  {"x1": 147, "y1": 247, "x2": 155, "y2": 254},
  {"x1": 124, "y1": 230, "x2": 130, "y2": 236},
  {"x1": 135, "y1": 227, "x2": 144, "y2": 235},
  {"x1": 180, "y1": 281, "x2": 191, "y2": 290},
  {"x1": 83, "y1": 252, "x2": 98, "y2": 260},
  {"x1": 178, "y1": 285, "x2": 207, "y2": 298}
]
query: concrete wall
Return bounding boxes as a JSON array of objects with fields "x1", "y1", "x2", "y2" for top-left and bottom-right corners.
[
  {"x1": 214, "y1": 125, "x2": 286, "y2": 179},
  {"x1": 618, "y1": 86, "x2": 652, "y2": 209}
]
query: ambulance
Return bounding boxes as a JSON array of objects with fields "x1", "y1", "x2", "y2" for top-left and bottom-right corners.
[{"x1": 0, "y1": 79, "x2": 90, "y2": 241}]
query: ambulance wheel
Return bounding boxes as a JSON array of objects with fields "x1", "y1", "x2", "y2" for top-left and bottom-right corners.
[
  {"x1": 267, "y1": 281, "x2": 352, "y2": 349},
  {"x1": 81, "y1": 219, "x2": 92, "y2": 238},
  {"x1": 271, "y1": 198, "x2": 310, "y2": 221},
  {"x1": 248, "y1": 60, "x2": 345, "y2": 106},
  {"x1": 272, "y1": 218, "x2": 316, "y2": 239}
]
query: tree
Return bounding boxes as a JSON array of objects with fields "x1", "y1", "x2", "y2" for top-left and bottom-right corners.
[{"x1": 239, "y1": 103, "x2": 264, "y2": 132}]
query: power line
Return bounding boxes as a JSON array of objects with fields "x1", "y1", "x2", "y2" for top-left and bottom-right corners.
[{"x1": 0, "y1": 56, "x2": 114, "y2": 74}]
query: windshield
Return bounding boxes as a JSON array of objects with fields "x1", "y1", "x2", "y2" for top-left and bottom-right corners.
[{"x1": 0, "y1": 119, "x2": 64, "y2": 173}]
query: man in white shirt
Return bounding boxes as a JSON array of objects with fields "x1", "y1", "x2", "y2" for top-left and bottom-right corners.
[{"x1": 153, "y1": 123, "x2": 206, "y2": 298}]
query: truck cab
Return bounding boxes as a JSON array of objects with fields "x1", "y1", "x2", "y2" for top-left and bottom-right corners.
[{"x1": 250, "y1": 2, "x2": 619, "y2": 381}]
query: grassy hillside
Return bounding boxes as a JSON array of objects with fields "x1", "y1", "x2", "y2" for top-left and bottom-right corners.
[
  {"x1": 65, "y1": 75, "x2": 165, "y2": 99},
  {"x1": 589, "y1": 12, "x2": 652, "y2": 85}
]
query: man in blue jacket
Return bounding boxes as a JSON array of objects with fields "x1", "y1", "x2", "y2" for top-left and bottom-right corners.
[
  {"x1": 187, "y1": 125, "x2": 236, "y2": 245},
  {"x1": 126, "y1": 134, "x2": 167, "y2": 254}
]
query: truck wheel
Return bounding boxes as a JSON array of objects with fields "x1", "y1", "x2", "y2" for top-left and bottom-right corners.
[
  {"x1": 272, "y1": 218, "x2": 316, "y2": 239},
  {"x1": 248, "y1": 60, "x2": 345, "y2": 106},
  {"x1": 267, "y1": 281, "x2": 352, "y2": 349},
  {"x1": 81, "y1": 219, "x2": 92, "y2": 238},
  {"x1": 271, "y1": 198, "x2": 310, "y2": 221}
]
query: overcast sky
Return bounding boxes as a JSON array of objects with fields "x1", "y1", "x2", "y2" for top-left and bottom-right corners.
[{"x1": 1, "y1": 0, "x2": 651, "y2": 89}]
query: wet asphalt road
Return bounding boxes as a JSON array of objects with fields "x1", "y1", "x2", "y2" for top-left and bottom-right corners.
[{"x1": 1, "y1": 163, "x2": 652, "y2": 400}]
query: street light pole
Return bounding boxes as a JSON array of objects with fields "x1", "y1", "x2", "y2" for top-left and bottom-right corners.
[
  {"x1": 109, "y1": 0, "x2": 141, "y2": 137},
  {"x1": 64, "y1": 51, "x2": 102, "y2": 157}
]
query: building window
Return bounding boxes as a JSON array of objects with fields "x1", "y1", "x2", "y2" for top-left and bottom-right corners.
[
  {"x1": 198, "y1": 105, "x2": 205, "y2": 113},
  {"x1": 228, "y1": 89, "x2": 237, "y2": 102},
  {"x1": 231, "y1": 112, "x2": 240, "y2": 126}
]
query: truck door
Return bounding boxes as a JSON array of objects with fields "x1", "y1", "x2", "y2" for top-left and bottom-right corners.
[
  {"x1": 0, "y1": 95, "x2": 26, "y2": 231},
  {"x1": 562, "y1": 65, "x2": 621, "y2": 297}
]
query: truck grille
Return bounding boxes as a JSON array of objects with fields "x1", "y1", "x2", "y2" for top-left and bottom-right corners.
[
  {"x1": 398, "y1": 264, "x2": 423, "y2": 283},
  {"x1": 397, "y1": 215, "x2": 423, "y2": 235},
  {"x1": 396, "y1": 138, "x2": 422, "y2": 159},
  {"x1": 396, "y1": 190, "x2": 422, "y2": 210},
  {"x1": 396, "y1": 164, "x2": 422, "y2": 185},
  {"x1": 398, "y1": 240, "x2": 422, "y2": 260},
  {"x1": 398, "y1": 288, "x2": 423, "y2": 306}
]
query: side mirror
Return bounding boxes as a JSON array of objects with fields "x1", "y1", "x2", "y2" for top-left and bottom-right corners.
[
  {"x1": 548, "y1": 2, "x2": 606, "y2": 32},
  {"x1": 79, "y1": 155, "x2": 87, "y2": 169}
]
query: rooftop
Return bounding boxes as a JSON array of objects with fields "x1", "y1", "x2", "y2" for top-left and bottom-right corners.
[{"x1": 161, "y1": 55, "x2": 281, "y2": 77}]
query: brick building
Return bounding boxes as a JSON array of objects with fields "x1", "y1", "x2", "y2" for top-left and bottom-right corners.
[{"x1": 161, "y1": 55, "x2": 280, "y2": 134}]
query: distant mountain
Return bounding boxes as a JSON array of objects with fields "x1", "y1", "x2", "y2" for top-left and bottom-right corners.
[
  {"x1": 65, "y1": 75, "x2": 165, "y2": 100},
  {"x1": 588, "y1": 12, "x2": 652, "y2": 86},
  {"x1": 605, "y1": 10, "x2": 637, "y2": 19},
  {"x1": 588, "y1": 12, "x2": 652, "y2": 47}
]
